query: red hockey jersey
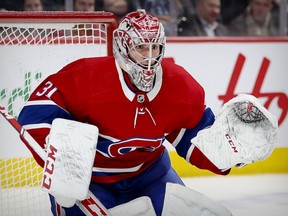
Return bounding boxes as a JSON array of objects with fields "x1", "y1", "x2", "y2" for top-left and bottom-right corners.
[{"x1": 18, "y1": 56, "x2": 228, "y2": 184}]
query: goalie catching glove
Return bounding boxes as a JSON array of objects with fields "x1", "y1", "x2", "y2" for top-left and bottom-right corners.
[{"x1": 191, "y1": 94, "x2": 278, "y2": 171}]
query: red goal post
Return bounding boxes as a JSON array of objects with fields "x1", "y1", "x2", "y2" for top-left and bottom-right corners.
[{"x1": 0, "y1": 11, "x2": 118, "y2": 216}]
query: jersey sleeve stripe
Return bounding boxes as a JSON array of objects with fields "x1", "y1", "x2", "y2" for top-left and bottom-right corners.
[{"x1": 18, "y1": 103, "x2": 74, "y2": 126}]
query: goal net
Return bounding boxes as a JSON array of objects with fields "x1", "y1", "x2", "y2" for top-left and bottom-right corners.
[{"x1": 0, "y1": 11, "x2": 117, "y2": 216}]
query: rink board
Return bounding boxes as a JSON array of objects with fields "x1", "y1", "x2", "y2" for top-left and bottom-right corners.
[
  {"x1": 1, "y1": 147, "x2": 287, "y2": 189},
  {"x1": 1, "y1": 38, "x2": 287, "y2": 185},
  {"x1": 170, "y1": 147, "x2": 288, "y2": 177}
]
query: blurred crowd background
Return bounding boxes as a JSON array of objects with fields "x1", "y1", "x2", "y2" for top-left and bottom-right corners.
[{"x1": 0, "y1": 0, "x2": 287, "y2": 36}]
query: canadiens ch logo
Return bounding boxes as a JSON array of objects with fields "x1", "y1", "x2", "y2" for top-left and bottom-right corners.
[{"x1": 108, "y1": 137, "x2": 164, "y2": 157}]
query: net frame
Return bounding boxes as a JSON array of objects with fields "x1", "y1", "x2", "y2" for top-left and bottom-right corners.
[
  {"x1": 0, "y1": 11, "x2": 118, "y2": 55},
  {"x1": 0, "y1": 11, "x2": 118, "y2": 215}
]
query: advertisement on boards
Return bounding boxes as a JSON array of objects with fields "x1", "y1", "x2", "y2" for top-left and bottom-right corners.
[{"x1": 0, "y1": 39, "x2": 287, "y2": 159}]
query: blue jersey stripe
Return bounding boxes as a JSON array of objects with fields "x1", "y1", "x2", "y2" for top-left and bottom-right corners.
[
  {"x1": 175, "y1": 107, "x2": 215, "y2": 158},
  {"x1": 18, "y1": 104, "x2": 74, "y2": 126}
]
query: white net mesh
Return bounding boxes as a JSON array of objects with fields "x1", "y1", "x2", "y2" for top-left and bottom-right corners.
[
  {"x1": 0, "y1": 11, "x2": 117, "y2": 216},
  {"x1": 0, "y1": 158, "x2": 51, "y2": 215},
  {"x1": 0, "y1": 23, "x2": 107, "y2": 46}
]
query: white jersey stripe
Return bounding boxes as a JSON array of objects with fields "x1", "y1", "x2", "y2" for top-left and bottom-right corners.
[
  {"x1": 171, "y1": 128, "x2": 186, "y2": 148},
  {"x1": 99, "y1": 133, "x2": 120, "y2": 142},
  {"x1": 186, "y1": 144, "x2": 195, "y2": 162},
  {"x1": 92, "y1": 163, "x2": 144, "y2": 173},
  {"x1": 23, "y1": 123, "x2": 51, "y2": 130},
  {"x1": 115, "y1": 59, "x2": 135, "y2": 102},
  {"x1": 24, "y1": 100, "x2": 70, "y2": 114},
  {"x1": 25, "y1": 100, "x2": 57, "y2": 106}
]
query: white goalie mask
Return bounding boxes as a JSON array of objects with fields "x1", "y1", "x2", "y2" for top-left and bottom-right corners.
[{"x1": 113, "y1": 10, "x2": 166, "y2": 92}]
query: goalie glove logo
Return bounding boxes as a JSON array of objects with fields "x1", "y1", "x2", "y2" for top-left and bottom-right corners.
[{"x1": 225, "y1": 134, "x2": 238, "y2": 153}]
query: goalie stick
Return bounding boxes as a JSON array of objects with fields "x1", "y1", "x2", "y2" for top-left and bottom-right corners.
[{"x1": 0, "y1": 105, "x2": 110, "y2": 216}]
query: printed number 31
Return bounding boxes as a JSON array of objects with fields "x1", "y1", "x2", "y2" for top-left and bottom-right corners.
[{"x1": 36, "y1": 81, "x2": 54, "y2": 97}]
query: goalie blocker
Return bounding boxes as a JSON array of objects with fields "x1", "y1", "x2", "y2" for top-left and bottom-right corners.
[
  {"x1": 191, "y1": 94, "x2": 278, "y2": 171},
  {"x1": 0, "y1": 106, "x2": 112, "y2": 215},
  {"x1": 41, "y1": 118, "x2": 99, "y2": 208}
]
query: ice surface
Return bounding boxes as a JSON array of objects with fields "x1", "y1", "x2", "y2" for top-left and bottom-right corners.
[{"x1": 182, "y1": 174, "x2": 288, "y2": 216}]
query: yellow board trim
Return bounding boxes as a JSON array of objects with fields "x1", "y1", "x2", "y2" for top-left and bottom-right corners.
[{"x1": 170, "y1": 147, "x2": 288, "y2": 177}]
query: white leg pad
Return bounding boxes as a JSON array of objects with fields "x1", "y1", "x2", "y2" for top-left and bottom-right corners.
[
  {"x1": 162, "y1": 183, "x2": 232, "y2": 216},
  {"x1": 109, "y1": 196, "x2": 156, "y2": 216}
]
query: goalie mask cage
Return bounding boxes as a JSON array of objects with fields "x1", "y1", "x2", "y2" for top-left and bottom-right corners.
[{"x1": 0, "y1": 11, "x2": 118, "y2": 216}]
